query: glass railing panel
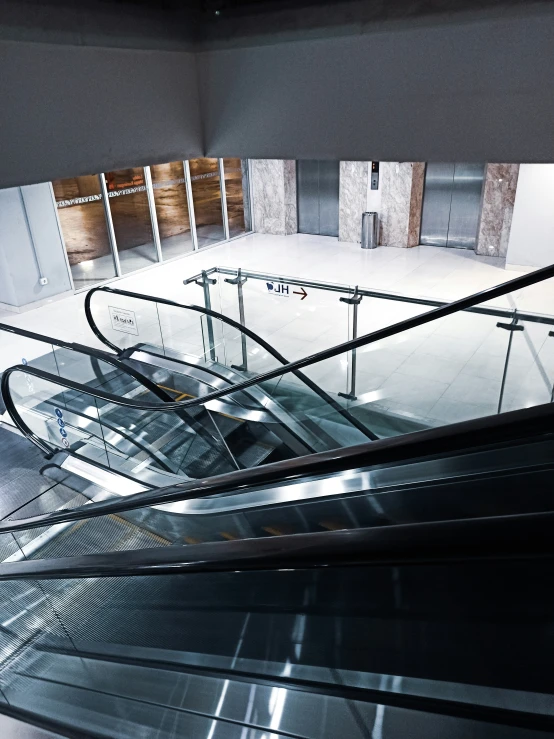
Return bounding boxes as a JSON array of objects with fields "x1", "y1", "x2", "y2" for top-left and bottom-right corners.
[
  {"x1": 156, "y1": 302, "x2": 207, "y2": 360},
  {"x1": 346, "y1": 308, "x2": 504, "y2": 432},
  {"x1": 51, "y1": 347, "x2": 138, "y2": 397},
  {"x1": 198, "y1": 312, "x2": 288, "y2": 378},
  {"x1": 7, "y1": 370, "x2": 110, "y2": 467},
  {"x1": 473, "y1": 274, "x2": 554, "y2": 414},
  {"x1": 498, "y1": 319, "x2": 554, "y2": 413},
  {"x1": 157, "y1": 302, "x2": 292, "y2": 381},
  {"x1": 356, "y1": 294, "x2": 431, "y2": 338},
  {"x1": 88, "y1": 289, "x2": 164, "y2": 352},
  {"x1": 216, "y1": 271, "x2": 354, "y2": 361},
  {"x1": 0, "y1": 331, "x2": 58, "y2": 375},
  {"x1": 217, "y1": 360, "x2": 372, "y2": 453}
]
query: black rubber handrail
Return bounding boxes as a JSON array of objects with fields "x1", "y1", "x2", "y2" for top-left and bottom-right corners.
[
  {"x1": 0, "y1": 324, "x2": 239, "y2": 467},
  {"x1": 0, "y1": 323, "x2": 175, "y2": 405},
  {"x1": 27, "y1": 645, "x2": 554, "y2": 733},
  {"x1": 83, "y1": 264, "x2": 554, "y2": 416},
  {"x1": 0, "y1": 397, "x2": 552, "y2": 534},
  {"x1": 0, "y1": 507, "x2": 553, "y2": 581},
  {"x1": 0, "y1": 325, "x2": 180, "y2": 455},
  {"x1": 85, "y1": 286, "x2": 379, "y2": 441}
]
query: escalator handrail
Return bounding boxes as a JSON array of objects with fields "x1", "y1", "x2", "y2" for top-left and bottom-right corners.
[
  {"x1": 0, "y1": 506, "x2": 553, "y2": 581},
  {"x1": 1, "y1": 395, "x2": 553, "y2": 534},
  {"x1": 83, "y1": 263, "x2": 554, "y2": 415},
  {"x1": 0, "y1": 323, "x2": 178, "y2": 406},
  {"x1": 0, "y1": 329, "x2": 185, "y2": 457},
  {"x1": 85, "y1": 286, "x2": 378, "y2": 441},
  {"x1": 0, "y1": 324, "x2": 243, "y2": 468}
]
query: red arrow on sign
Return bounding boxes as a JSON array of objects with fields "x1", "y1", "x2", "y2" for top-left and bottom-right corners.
[{"x1": 293, "y1": 287, "x2": 308, "y2": 301}]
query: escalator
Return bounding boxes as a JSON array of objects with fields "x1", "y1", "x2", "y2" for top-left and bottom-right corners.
[
  {"x1": 0, "y1": 403, "x2": 553, "y2": 737},
  {"x1": 1, "y1": 266, "x2": 554, "y2": 735},
  {"x1": 4, "y1": 261, "x2": 554, "y2": 496},
  {"x1": 0, "y1": 286, "x2": 381, "y2": 491}
]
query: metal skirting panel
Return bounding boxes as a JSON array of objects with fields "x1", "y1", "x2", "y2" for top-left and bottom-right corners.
[
  {"x1": 297, "y1": 160, "x2": 339, "y2": 237},
  {"x1": 420, "y1": 162, "x2": 485, "y2": 249}
]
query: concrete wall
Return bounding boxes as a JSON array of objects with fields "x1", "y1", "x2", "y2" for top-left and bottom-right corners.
[
  {"x1": 0, "y1": 183, "x2": 72, "y2": 309},
  {"x1": 0, "y1": 40, "x2": 202, "y2": 189},
  {"x1": 197, "y1": 9, "x2": 554, "y2": 162},
  {"x1": 506, "y1": 164, "x2": 554, "y2": 269}
]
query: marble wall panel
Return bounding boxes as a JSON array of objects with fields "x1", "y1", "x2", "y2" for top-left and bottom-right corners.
[
  {"x1": 339, "y1": 161, "x2": 368, "y2": 243},
  {"x1": 250, "y1": 159, "x2": 297, "y2": 235},
  {"x1": 283, "y1": 159, "x2": 298, "y2": 235},
  {"x1": 379, "y1": 162, "x2": 425, "y2": 248},
  {"x1": 476, "y1": 164, "x2": 520, "y2": 257}
]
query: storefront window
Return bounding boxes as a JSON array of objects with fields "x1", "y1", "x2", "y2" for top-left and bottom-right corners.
[
  {"x1": 150, "y1": 161, "x2": 193, "y2": 260},
  {"x1": 189, "y1": 158, "x2": 225, "y2": 247},
  {"x1": 223, "y1": 158, "x2": 251, "y2": 238},
  {"x1": 105, "y1": 167, "x2": 158, "y2": 275},
  {"x1": 54, "y1": 159, "x2": 251, "y2": 292},
  {"x1": 53, "y1": 175, "x2": 116, "y2": 290}
]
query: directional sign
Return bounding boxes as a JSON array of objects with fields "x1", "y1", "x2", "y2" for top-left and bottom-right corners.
[{"x1": 266, "y1": 282, "x2": 308, "y2": 300}]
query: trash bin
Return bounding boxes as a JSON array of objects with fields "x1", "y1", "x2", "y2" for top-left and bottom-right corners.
[{"x1": 361, "y1": 212, "x2": 378, "y2": 249}]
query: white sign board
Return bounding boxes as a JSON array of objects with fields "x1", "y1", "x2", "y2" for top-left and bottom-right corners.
[
  {"x1": 109, "y1": 306, "x2": 139, "y2": 335},
  {"x1": 265, "y1": 282, "x2": 308, "y2": 300}
]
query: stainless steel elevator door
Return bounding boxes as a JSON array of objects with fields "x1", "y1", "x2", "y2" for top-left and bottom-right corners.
[
  {"x1": 420, "y1": 162, "x2": 485, "y2": 249},
  {"x1": 297, "y1": 160, "x2": 339, "y2": 237}
]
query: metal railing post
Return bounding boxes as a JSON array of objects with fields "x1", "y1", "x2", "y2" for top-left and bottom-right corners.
[
  {"x1": 224, "y1": 267, "x2": 248, "y2": 371},
  {"x1": 548, "y1": 331, "x2": 554, "y2": 403},
  {"x1": 219, "y1": 158, "x2": 230, "y2": 241},
  {"x1": 144, "y1": 166, "x2": 163, "y2": 264},
  {"x1": 99, "y1": 173, "x2": 121, "y2": 277},
  {"x1": 496, "y1": 312, "x2": 524, "y2": 413},
  {"x1": 184, "y1": 160, "x2": 199, "y2": 251},
  {"x1": 338, "y1": 287, "x2": 363, "y2": 401},
  {"x1": 194, "y1": 270, "x2": 217, "y2": 361}
]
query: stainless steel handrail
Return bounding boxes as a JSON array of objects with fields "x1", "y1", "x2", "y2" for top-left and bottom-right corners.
[{"x1": 184, "y1": 265, "x2": 554, "y2": 326}]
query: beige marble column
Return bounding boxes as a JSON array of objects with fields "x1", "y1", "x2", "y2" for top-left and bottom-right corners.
[
  {"x1": 476, "y1": 164, "x2": 519, "y2": 257},
  {"x1": 379, "y1": 162, "x2": 425, "y2": 248},
  {"x1": 250, "y1": 159, "x2": 297, "y2": 235},
  {"x1": 339, "y1": 161, "x2": 368, "y2": 243}
]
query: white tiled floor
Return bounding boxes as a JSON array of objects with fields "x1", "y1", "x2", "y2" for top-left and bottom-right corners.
[{"x1": 2, "y1": 232, "x2": 554, "y2": 431}]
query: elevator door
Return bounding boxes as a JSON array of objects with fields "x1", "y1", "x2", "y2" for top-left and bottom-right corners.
[
  {"x1": 420, "y1": 163, "x2": 485, "y2": 249},
  {"x1": 297, "y1": 160, "x2": 339, "y2": 237}
]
